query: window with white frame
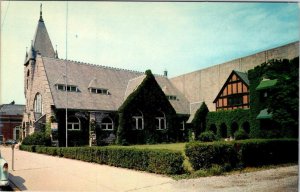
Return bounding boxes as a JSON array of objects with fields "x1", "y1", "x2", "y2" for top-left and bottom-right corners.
[
  {"x1": 156, "y1": 111, "x2": 166, "y2": 130},
  {"x1": 67, "y1": 116, "x2": 81, "y2": 130},
  {"x1": 34, "y1": 93, "x2": 43, "y2": 113},
  {"x1": 89, "y1": 88, "x2": 109, "y2": 95},
  {"x1": 166, "y1": 95, "x2": 177, "y2": 100},
  {"x1": 132, "y1": 111, "x2": 144, "y2": 130},
  {"x1": 180, "y1": 121, "x2": 185, "y2": 130},
  {"x1": 101, "y1": 117, "x2": 114, "y2": 130},
  {"x1": 56, "y1": 84, "x2": 79, "y2": 92}
]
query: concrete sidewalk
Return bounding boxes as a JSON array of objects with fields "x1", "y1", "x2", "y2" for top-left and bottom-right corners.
[
  {"x1": 0, "y1": 146, "x2": 297, "y2": 192},
  {"x1": 0, "y1": 146, "x2": 174, "y2": 191}
]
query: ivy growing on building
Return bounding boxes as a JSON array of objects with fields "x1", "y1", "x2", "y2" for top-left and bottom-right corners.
[
  {"x1": 117, "y1": 70, "x2": 179, "y2": 145},
  {"x1": 191, "y1": 102, "x2": 209, "y2": 139},
  {"x1": 248, "y1": 57, "x2": 299, "y2": 138},
  {"x1": 206, "y1": 109, "x2": 251, "y2": 138}
]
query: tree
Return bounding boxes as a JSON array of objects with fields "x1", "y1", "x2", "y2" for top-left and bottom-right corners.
[
  {"x1": 266, "y1": 57, "x2": 299, "y2": 137},
  {"x1": 191, "y1": 102, "x2": 209, "y2": 139}
]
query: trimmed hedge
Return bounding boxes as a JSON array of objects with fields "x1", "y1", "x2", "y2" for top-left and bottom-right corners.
[
  {"x1": 185, "y1": 139, "x2": 298, "y2": 170},
  {"x1": 19, "y1": 145, "x2": 184, "y2": 175},
  {"x1": 185, "y1": 141, "x2": 237, "y2": 170}
]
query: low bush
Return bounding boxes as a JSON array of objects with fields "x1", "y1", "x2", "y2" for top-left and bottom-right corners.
[
  {"x1": 199, "y1": 131, "x2": 216, "y2": 142},
  {"x1": 19, "y1": 145, "x2": 184, "y2": 175},
  {"x1": 185, "y1": 142, "x2": 237, "y2": 170},
  {"x1": 22, "y1": 132, "x2": 51, "y2": 146},
  {"x1": 234, "y1": 129, "x2": 249, "y2": 140},
  {"x1": 237, "y1": 139, "x2": 298, "y2": 166},
  {"x1": 185, "y1": 139, "x2": 298, "y2": 171},
  {"x1": 19, "y1": 145, "x2": 36, "y2": 152}
]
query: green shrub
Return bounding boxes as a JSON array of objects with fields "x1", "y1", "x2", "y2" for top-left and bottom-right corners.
[
  {"x1": 234, "y1": 129, "x2": 249, "y2": 140},
  {"x1": 236, "y1": 139, "x2": 298, "y2": 166},
  {"x1": 185, "y1": 142, "x2": 237, "y2": 170},
  {"x1": 22, "y1": 132, "x2": 51, "y2": 146},
  {"x1": 19, "y1": 145, "x2": 184, "y2": 175},
  {"x1": 185, "y1": 139, "x2": 298, "y2": 171},
  {"x1": 148, "y1": 150, "x2": 183, "y2": 174},
  {"x1": 199, "y1": 131, "x2": 216, "y2": 142},
  {"x1": 19, "y1": 145, "x2": 36, "y2": 152}
]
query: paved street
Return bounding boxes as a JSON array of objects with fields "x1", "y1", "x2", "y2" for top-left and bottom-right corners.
[{"x1": 0, "y1": 146, "x2": 298, "y2": 192}]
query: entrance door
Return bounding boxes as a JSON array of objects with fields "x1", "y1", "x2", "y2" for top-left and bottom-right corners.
[{"x1": 14, "y1": 126, "x2": 20, "y2": 140}]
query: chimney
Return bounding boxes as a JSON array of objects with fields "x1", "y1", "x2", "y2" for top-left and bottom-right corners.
[{"x1": 163, "y1": 70, "x2": 168, "y2": 77}]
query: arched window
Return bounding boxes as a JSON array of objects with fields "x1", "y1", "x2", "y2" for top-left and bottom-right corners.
[
  {"x1": 220, "y1": 123, "x2": 227, "y2": 138},
  {"x1": 132, "y1": 110, "x2": 144, "y2": 130},
  {"x1": 101, "y1": 117, "x2": 114, "y2": 130},
  {"x1": 156, "y1": 111, "x2": 166, "y2": 130},
  {"x1": 242, "y1": 121, "x2": 250, "y2": 134},
  {"x1": 34, "y1": 93, "x2": 43, "y2": 113},
  {"x1": 209, "y1": 124, "x2": 217, "y2": 134},
  {"x1": 27, "y1": 70, "x2": 30, "y2": 89},
  {"x1": 231, "y1": 122, "x2": 239, "y2": 136},
  {"x1": 67, "y1": 116, "x2": 81, "y2": 130}
]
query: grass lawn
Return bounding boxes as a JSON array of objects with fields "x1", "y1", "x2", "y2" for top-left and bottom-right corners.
[
  {"x1": 106, "y1": 142, "x2": 186, "y2": 152},
  {"x1": 122, "y1": 142, "x2": 186, "y2": 152}
]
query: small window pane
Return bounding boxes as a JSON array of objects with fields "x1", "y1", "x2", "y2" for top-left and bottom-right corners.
[
  {"x1": 71, "y1": 86, "x2": 77, "y2": 92},
  {"x1": 67, "y1": 124, "x2": 73, "y2": 129},
  {"x1": 74, "y1": 124, "x2": 80, "y2": 130},
  {"x1": 58, "y1": 85, "x2": 65, "y2": 90}
]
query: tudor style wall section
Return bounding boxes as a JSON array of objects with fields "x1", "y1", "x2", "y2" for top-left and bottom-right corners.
[{"x1": 214, "y1": 72, "x2": 249, "y2": 111}]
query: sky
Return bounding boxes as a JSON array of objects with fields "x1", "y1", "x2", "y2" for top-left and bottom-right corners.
[{"x1": 0, "y1": 1, "x2": 299, "y2": 105}]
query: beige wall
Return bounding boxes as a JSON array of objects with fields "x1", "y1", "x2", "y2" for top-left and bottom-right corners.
[
  {"x1": 22, "y1": 55, "x2": 54, "y2": 135},
  {"x1": 170, "y1": 41, "x2": 299, "y2": 112}
]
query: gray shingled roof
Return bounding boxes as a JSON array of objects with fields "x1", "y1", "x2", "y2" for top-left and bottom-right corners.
[
  {"x1": 33, "y1": 19, "x2": 55, "y2": 58},
  {"x1": 124, "y1": 75, "x2": 190, "y2": 115},
  {"x1": 43, "y1": 56, "x2": 143, "y2": 111},
  {"x1": 0, "y1": 104, "x2": 25, "y2": 115},
  {"x1": 42, "y1": 56, "x2": 190, "y2": 114},
  {"x1": 233, "y1": 70, "x2": 249, "y2": 85},
  {"x1": 25, "y1": 16, "x2": 55, "y2": 64}
]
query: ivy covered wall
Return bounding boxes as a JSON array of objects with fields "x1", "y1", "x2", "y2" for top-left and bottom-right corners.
[
  {"x1": 206, "y1": 109, "x2": 250, "y2": 138},
  {"x1": 117, "y1": 70, "x2": 183, "y2": 145},
  {"x1": 248, "y1": 57, "x2": 299, "y2": 138}
]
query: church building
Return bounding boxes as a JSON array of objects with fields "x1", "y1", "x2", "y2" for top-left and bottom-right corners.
[{"x1": 22, "y1": 6, "x2": 299, "y2": 146}]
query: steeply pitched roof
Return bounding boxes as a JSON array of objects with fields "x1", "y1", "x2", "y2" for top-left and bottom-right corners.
[
  {"x1": 43, "y1": 56, "x2": 144, "y2": 111},
  {"x1": 213, "y1": 70, "x2": 249, "y2": 103},
  {"x1": 24, "y1": 9, "x2": 55, "y2": 64},
  {"x1": 234, "y1": 70, "x2": 249, "y2": 85},
  {"x1": 42, "y1": 56, "x2": 190, "y2": 114},
  {"x1": 32, "y1": 17, "x2": 55, "y2": 58},
  {"x1": 0, "y1": 104, "x2": 25, "y2": 115},
  {"x1": 124, "y1": 75, "x2": 190, "y2": 114}
]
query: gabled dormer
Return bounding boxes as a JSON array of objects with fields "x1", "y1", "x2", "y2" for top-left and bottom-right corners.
[{"x1": 213, "y1": 70, "x2": 250, "y2": 111}]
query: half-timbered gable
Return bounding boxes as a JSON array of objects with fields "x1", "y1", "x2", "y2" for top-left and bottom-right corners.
[{"x1": 213, "y1": 70, "x2": 249, "y2": 111}]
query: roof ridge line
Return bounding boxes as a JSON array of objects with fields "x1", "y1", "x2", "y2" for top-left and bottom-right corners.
[{"x1": 43, "y1": 56, "x2": 144, "y2": 75}]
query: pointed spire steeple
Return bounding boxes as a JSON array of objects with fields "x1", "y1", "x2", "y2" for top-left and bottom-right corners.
[
  {"x1": 32, "y1": 4, "x2": 55, "y2": 58},
  {"x1": 39, "y1": 4, "x2": 43, "y2": 22}
]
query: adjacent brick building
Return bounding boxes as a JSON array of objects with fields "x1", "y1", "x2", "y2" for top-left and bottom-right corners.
[{"x1": 0, "y1": 103, "x2": 25, "y2": 141}]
